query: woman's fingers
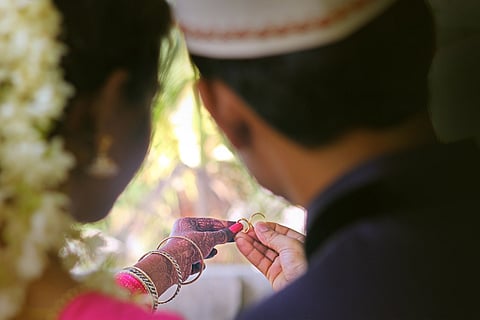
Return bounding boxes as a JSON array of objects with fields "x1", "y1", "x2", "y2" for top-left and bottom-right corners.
[{"x1": 172, "y1": 217, "x2": 235, "y2": 233}]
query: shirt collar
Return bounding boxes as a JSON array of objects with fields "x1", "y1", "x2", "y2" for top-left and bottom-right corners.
[{"x1": 306, "y1": 152, "x2": 396, "y2": 231}]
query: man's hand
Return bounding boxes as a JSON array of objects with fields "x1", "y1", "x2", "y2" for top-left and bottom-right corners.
[{"x1": 235, "y1": 221, "x2": 307, "y2": 291}]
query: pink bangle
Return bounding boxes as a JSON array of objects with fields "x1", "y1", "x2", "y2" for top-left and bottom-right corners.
[{"x1": 115, "y1": 271, "x2": 148, "y2": 295}]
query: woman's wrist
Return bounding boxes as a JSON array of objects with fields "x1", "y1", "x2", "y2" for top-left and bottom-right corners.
[
  {"x1": 158, "y1": 243, "x2": 194, "y2": 281},
  {"x1": 116, "y1": 236, "x2": 205, "y2": 308},
  {"x1": 115, "y1": 253, "x2": 182, "y2": 310},
  {"x1": 133, "y1": 253, "x2": 178, "y2": 290}
]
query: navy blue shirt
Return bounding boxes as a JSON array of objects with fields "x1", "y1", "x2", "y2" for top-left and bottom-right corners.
[{"x1": 236, "y1": 141, "x2": 480, "y2": 320}]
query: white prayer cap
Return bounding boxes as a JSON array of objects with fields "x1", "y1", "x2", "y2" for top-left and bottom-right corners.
[{"x1": 171, "y1": 0, "x2": 396, "y2": 58}]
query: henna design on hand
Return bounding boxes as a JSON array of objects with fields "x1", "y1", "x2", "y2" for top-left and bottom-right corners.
[{"x1": 162, "y1": 218, "x2": 235, "y2": 279}]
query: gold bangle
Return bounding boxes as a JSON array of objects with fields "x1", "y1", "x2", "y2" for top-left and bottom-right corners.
[
  {"x1": 157, "y1": 235, "x2": 205, "y2": 285},
  {"x1": 122, "y1": 266, "x2": 159, "y2": 310},
  {"x1": 140, "y1": 250, "x2": 183, "y2": 304}
]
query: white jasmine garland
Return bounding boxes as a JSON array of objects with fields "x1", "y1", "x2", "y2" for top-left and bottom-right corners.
[
  {"x1": 0, "y1": 1, "x2": 127, "y2": 319},
  {"x1": 0, "y1": 1, "x2": 73, "y2": 318}
]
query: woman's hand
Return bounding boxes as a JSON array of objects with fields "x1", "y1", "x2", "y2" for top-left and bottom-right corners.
[
  {"x1": 162, "y1": 217, "x2": 235, "y2": 277},
  {"x1": 132, "y1": 217, "x2": 234, "y2": 297},
  {"x1": 235, "y1": 221, "x2": 307, "y2": 291}
]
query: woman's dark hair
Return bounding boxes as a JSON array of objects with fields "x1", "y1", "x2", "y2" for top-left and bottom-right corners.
[
  {"x1": 192, "y1": 0, "x2": 435, "y2": 147},
  {"x1": 53, "y1": 0, "x2": 172, "y2": 103}
]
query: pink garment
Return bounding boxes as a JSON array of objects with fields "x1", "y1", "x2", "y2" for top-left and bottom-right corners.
[{"x1": 58, "y1": 292, "x2": 184, "y2": 320}]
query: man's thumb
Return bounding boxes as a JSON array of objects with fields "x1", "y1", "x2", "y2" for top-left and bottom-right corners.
[{"x1": 254, "y1": 222, "x2": 284, "y2": 251}]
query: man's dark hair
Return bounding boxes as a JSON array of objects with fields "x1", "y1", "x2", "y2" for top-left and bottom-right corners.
[
  {"x1": 54, "y1": 0, "x2": 172, "y2": 103},
  {"x1": 192, "y1": 0, "x2": 435, "y2": 147}
]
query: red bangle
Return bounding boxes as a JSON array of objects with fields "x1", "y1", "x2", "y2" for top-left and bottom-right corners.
[{"x1": 115, "y1": 272, "x2": 148, "y2": 295}]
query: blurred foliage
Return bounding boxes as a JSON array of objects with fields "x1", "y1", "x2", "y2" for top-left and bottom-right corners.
[{"x1": 84, "y1": 28, "x2": 305, "y2": 268}]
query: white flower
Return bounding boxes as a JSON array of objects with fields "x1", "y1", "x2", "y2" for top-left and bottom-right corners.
[
  {"x1": 31, "y1": 194, "x2": 71, "y2": 245},
  {"x1": 0, "y1": 2, "x2": 122, "y2": 318},
  {"x1": 0, "y1": 0, "x2": 76, "y2": 318},
  {"x1": 17, "y1": 238, "x2": 46, "y2": 279}
]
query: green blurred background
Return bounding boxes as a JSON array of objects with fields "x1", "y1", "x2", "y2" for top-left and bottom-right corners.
[
  {"x1": 78, "y1": 0, "x2": 480, "y2": 271},
  {"x1": 79, "y1": 30, "x2": 305, "y2": 270}
]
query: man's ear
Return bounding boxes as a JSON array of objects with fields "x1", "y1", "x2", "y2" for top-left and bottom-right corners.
[{"x1": 197, "y1": 78, "x2": 252, "y2": 149}]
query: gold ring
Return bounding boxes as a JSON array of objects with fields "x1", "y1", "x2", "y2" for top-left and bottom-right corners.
[
  {"x1": 236, "y1": 218, "x2": 251, "y2": 233},
  {"x1": 236, "y1": 213, "x2": 266, "y2": 233}
]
